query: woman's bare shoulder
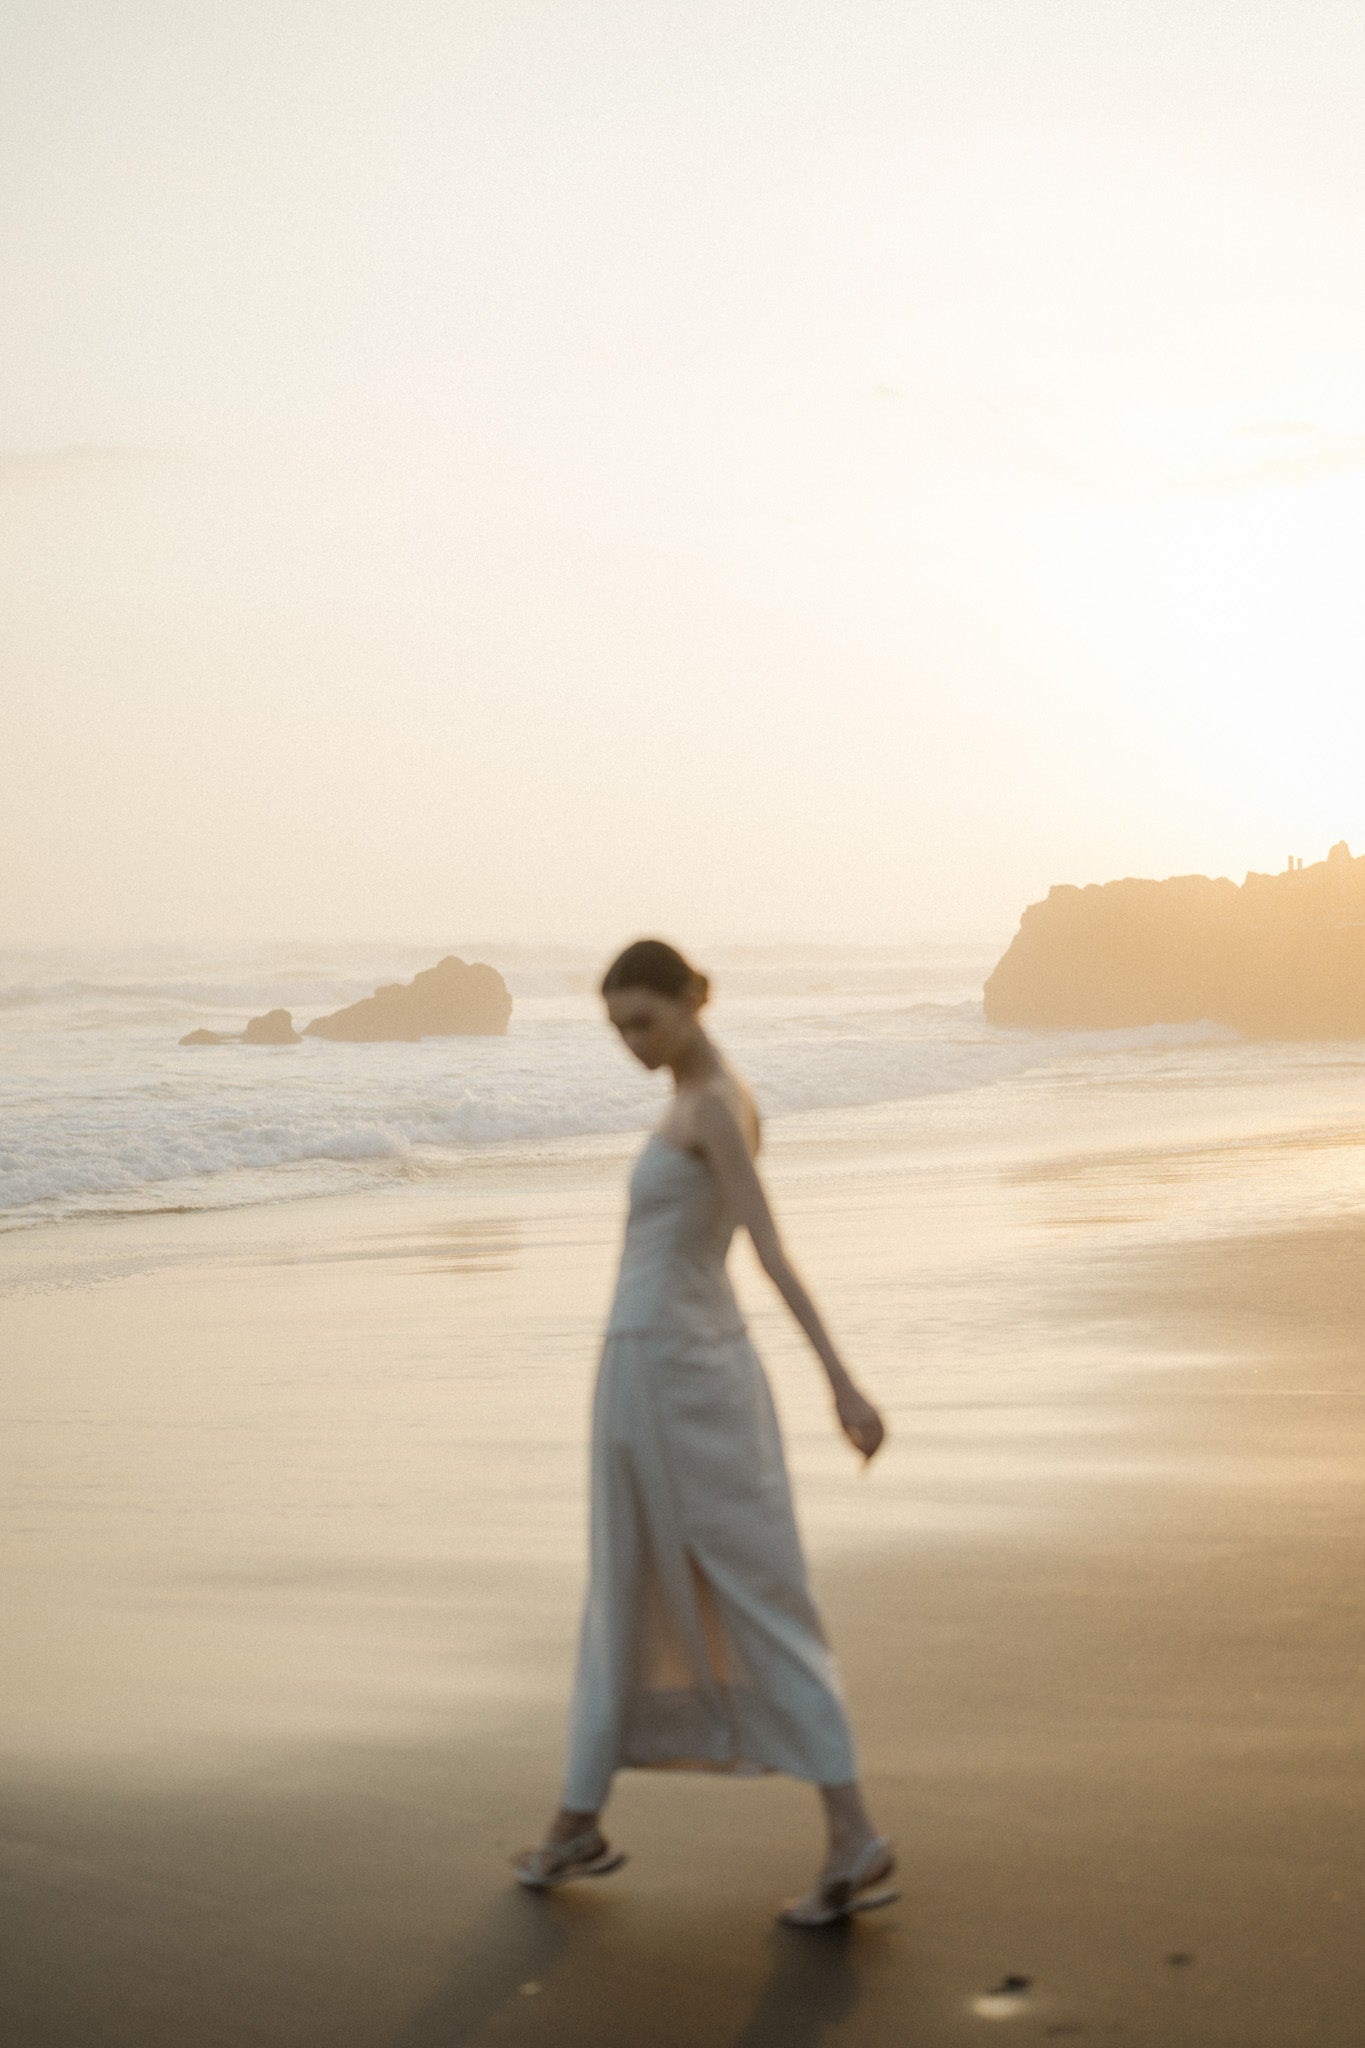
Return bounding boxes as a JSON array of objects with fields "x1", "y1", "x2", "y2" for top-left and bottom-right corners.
[{"x1": 690, "y1": 1076, "x2": 761, "y2": 1155}]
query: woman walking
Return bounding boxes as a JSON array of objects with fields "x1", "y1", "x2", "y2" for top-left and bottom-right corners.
[{"x1": 515, "y1": 940, "x2": 895, "y2": 1926}]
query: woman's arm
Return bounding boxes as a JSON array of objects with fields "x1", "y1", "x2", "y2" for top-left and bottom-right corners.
[{"x1": 694, "y1": 1094, "x2": 886, "y2": 1462}]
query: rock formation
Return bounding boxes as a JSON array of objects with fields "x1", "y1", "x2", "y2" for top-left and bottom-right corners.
[
  {"x1": 241, "y1": 1008, "x2": 301, "y2": 1045},
  {"x1": 180, "y1": 1008, "x2": 301, "y2": 1046},
  {"x1": 304, "y1": 956, "x2": 512, "y2": 1041},
  {"x1": 179, "y1": 959, "x2": 512, "y2": 1046},
  {"x1": 985, "y1": 842, "x2": 1365, "y2": 1038}
]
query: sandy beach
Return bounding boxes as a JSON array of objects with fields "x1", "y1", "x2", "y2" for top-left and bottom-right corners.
[
  {"x1": 4, "y1": 1091, "x2": 1364, "y2": 2046},
  {"x1": 9, "y1": 0, "x2": 1365, "y2": 2037}
]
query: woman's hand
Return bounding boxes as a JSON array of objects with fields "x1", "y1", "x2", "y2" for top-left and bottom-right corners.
[{"x1": 834, "y1": 1380, "x2": 886, "y2": 1464}]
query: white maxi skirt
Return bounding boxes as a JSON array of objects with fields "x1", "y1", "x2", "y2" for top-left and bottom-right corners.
[{"x1": 561, "y1": 1328, "x2": 857, "y2": 1811}]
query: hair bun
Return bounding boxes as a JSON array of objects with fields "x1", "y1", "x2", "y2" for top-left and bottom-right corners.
[{"x1": 600, "y1": 938, "x2": 712, "y2": 1004}]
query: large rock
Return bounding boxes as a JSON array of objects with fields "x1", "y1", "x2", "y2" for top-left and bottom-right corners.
[
  {"x1": 241, "y1": 1008, "x2": 300, "y2": 1045},
  {"x1": 985, "y1": 842, "x2": 1365, "y2": 1038},
  {"x1": 304, "y1": 956, "x2": 512, "y2": 1041}
]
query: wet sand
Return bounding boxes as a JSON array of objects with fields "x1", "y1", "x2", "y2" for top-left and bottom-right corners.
[{"x1": 3, "y1": 1116, "x2": 1364, "y2": 2044}]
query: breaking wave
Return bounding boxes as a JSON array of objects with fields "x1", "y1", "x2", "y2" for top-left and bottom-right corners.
[{"x1": 0, "y1": 940, "x2": 1256, "y2": 1227}]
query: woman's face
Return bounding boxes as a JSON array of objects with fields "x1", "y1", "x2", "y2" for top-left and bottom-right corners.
[{"x1": 605, "y1": 986, "x2": 698, "y2": 1070}]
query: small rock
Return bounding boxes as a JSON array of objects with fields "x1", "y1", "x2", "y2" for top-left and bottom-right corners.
[{"x1": 971, "y1": 1975, "x2": 1034, "y2": 2020}]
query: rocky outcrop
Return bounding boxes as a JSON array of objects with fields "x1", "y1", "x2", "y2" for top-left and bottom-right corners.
[
  {"x1": 985, "y1": 842, "x2": 1365, "y2": 1038},
  {"x1": 241, "y1": 1008, "x2": 300, "y2": 1045},
  {"x1": 304, "y1": 956, "x2": 512, "y2": 1041},
  {"x1": 180, "y1": 1008, "x2": 301, "y2": 1046},
  {"x1": 179, "y1": 959, "x2": 512, "y2": 1046}
]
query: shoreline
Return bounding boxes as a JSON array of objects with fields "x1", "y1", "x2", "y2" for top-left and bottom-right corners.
[{"x1": 9, "y1": 966, "x2": 1365, "y2": 1240}]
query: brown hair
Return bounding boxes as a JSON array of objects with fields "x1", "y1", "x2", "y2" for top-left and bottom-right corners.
[{"x1": 600, "y1": 938, "x2": 710, "y2": 1004}]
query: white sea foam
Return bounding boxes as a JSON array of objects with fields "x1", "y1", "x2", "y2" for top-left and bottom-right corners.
[{"x1": 0, "y1": 940, "x2": 1280, "y2": 1228}]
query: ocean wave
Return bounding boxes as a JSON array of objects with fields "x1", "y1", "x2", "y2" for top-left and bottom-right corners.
[
  {"x1": 0, "y1": 1014, "x2": 1256, "y2": 1224},
  {"x1": 0, "y1": 975, "x2": 392, "y2": 1017},
  {"x1": 0, "y1": 940, "x2": 1280, "y2": 1228}
]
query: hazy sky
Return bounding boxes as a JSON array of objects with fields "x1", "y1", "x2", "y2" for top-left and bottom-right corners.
[{"x1": 5, "y1": 0, "x2": 1365, "y2": 946}]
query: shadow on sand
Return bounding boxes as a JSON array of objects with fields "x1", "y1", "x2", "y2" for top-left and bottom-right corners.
[
  {"x1": 731, "y1": 1921, "x2": 861, "y2": 2047},
  {"x1": 391, "y1": 1888, "x2": 863, "y2": 2048},
  {"x1": 390, "y1": 1889, "x2": 573, "y2": 2048}
]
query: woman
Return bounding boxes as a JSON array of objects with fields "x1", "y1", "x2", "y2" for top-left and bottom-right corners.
[{"x1": 515, "y1": 939, "x2": 895, "y2": 1926}]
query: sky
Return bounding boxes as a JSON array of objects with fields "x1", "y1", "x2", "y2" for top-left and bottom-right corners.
[{"x1": 5, "y1": 0, "x2": 1365, "y2": 948}]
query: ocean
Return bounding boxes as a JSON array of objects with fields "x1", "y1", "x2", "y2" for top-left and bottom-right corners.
[{"x1": 8, "y1": 937, "x2": 1365, "y2": 1237}]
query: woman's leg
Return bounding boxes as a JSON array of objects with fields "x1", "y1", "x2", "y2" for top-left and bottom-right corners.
[
  {"x1": 774, "y1": 1778, "x2": 894, "y2": 1923},
  {"x1": 818, "y1": 1779, "x2": 881, "y2": 1869},
  {"x1": 514, "y1": 1801, "x2": 613, "y2": 1885},
  {"x1": 542, "y1": 1803, "x2": 604, "y2": 1848}
]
